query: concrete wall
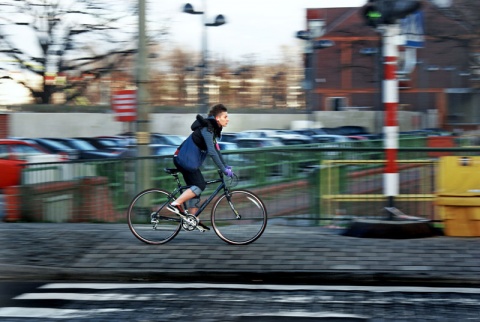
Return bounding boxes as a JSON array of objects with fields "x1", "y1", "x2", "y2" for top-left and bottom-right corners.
[{"x1": 9, "y1": 111, "x2": 426, "y2": 138}]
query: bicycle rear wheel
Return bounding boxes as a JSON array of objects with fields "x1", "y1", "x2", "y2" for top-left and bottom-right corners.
[
  {"x1": 211, "y1": 190, "x2": 267, "y2": 245},
  {"x1": 127, "y1": 188, "x2": 181, "y2": 245}
]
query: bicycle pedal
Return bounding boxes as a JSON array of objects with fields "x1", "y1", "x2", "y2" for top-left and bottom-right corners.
[{"x1": 197, "y1": 222, "x2": 210, "y2": 232}]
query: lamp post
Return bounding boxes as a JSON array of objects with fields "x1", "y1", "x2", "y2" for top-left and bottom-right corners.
[
  {"x1": 296, "y1": 29, "x2": 334, "y2": 121},
  {"x1": 183, "y1": 2, "x2": 226, "y2": 114}
]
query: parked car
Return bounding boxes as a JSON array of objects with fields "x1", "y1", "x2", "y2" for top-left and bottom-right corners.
[
  {"x1": 13, "y1": 137, "x2": 79, "y2": 161},
  {"x1": 0, "y1": 139, "x2": 64, "y2": 189},
  {"x1": 311, "y1": 135, "x2": 354, "y2": 159},
  {"x1": 74, "y1": 137, "x2": 131, "y2": 156},
  {"x1": 220, "y1": 132, "x2": 248, "y2": 143},
  {"x1": 311, "y1": 134, "x2": 353, "y2": 144},
  {"x1": 97, "y1": 135, "x2": 135, "y2": 147},
  {"x1": 152, "y1": 144, "x2": 178, "y2": 156},
  {"x1": 334, "y1": 125, "x2": 370, "y2": 136},
  {"x1": 218, "y1": 142, "x2": 238, "y2": 151},
  {"x1": 291, "y1": 128, "x2": 329, "y2": 136},
  {"x1": 236, "y1": 138, "x2": 284, "y2": 148},
  {"x1": 150, "y1": 133, "x2": 185, "y2": 146},
  {"x1": 241, "y1": 129, "x2": 313, "y2": 145},
  {"x1": 127, "y1": 144, "x2": 177, "y2": 158},
  {"x1": 46, "y1": 138, "x2": 124, "y2": 159},
  {"x1": 277, "y1": 137, "x2": 314, "y2": 146}
]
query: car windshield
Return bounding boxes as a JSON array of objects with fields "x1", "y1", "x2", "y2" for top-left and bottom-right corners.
[
  {"x1": 11, "y1": 144, "x2": 45, "y2": 159},
  {"x1": 40, "y1": 139, "x2": 71, "y2": 150},
  {"x1": 164, "y1": 136, "x2": 184, "y2": 145},
  {"x1": 71, "y1": 140, "x2": 97, "y2": 151},
  {"x1": 98, "y1": 139, "x2": 118, "y2": 147}
]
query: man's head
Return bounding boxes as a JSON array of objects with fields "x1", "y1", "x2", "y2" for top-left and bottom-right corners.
[{"x1": 209, "y1": 104, "x2": 229, "y2": 128}]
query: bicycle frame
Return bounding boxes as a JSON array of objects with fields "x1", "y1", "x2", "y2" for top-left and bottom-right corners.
[{"x1": 168, "y1": 170, "x2": 233, "y2": 218}]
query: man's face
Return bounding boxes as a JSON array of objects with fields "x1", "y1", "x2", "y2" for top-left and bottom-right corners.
[{"x1": 216, "y1": 112, "x2": 229, "y2": 127}]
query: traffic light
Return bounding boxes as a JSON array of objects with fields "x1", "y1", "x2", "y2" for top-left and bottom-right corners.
[
  {"x1": 362, "y1": 0, "x2": 383, "y2": 28},
  {"x1": 362, "y1": 0, "x2": 422, "y2": 28}
]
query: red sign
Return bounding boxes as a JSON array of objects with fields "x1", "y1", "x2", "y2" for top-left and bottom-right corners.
[{"x1": 112, "y1": 89, "x2": 136, "y2": 122}]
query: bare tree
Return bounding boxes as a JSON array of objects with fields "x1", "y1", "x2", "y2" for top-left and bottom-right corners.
[
  {"x1": 428, "y1": 0, "x2": 480, "y2": 81},
  {"x1": 0, "y1": 0, "x2": 165, "y2": 104}
]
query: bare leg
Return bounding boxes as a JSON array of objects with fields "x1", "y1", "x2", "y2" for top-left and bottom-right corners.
[{"x1": 172, "y1": 188, "x2": 196, "y2": 207}]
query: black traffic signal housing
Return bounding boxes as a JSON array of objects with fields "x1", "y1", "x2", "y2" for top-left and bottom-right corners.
[
  {"x1": 362, "y1": 0, "x2": 383, "y2": 28},
  {"x1": 362, "y1": 0, "x2": 422, "y2": 27}
]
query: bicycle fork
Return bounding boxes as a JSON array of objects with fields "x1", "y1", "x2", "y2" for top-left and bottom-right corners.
[{"x1": 226, "y1": 192, "x2": 241, "y2": 220}]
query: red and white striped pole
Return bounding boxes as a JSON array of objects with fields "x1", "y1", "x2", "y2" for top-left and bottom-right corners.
[{"x1": 382, "y1": 24, "x2": 400, "y2": 209}]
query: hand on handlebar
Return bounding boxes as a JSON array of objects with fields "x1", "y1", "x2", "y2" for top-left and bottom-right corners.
[{"x1": 224, "y1": 167, "x2": 234, "y2": 177}]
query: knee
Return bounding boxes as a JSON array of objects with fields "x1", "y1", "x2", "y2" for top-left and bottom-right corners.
[{"x1": 190, "y1": 185, "x2": 204, "y2": 196}]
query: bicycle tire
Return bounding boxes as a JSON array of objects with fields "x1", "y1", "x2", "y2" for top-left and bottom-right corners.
[
  {"x1": 211, "y1": 190, "x2": 267, "y2": 245},
  {"x1": 127, "y1": 188, "x2": 181, "y2": 245}
]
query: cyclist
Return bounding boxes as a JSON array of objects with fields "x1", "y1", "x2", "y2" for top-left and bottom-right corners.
[{"x1": 168, "y1": 104, "x2": 234, "y2": 231}]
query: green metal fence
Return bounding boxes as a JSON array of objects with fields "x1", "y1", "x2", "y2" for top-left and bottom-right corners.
[{"x1": 9, "y1": 138, "x2": 480, "y2": 225}]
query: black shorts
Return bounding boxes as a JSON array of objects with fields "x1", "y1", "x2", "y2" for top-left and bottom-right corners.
[{"x1": 173, "y1": 158, "x2": 207, "y2": 193}]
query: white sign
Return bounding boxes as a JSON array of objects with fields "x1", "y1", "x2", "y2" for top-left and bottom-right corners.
[{"x1": 400, "y1": 11, "x2": 424, "y2": 48}]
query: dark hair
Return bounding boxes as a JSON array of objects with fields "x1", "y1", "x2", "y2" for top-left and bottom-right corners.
[{"x1": 208, "y1": 104, "x2": 227, "y2": 117}]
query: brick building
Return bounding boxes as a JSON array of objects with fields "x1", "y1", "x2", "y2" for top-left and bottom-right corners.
[{"x1": 306, "y1": 1, "x2": 479, "y2": 130}]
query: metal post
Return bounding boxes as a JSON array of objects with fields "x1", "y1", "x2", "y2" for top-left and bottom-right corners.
[
  {"x1": 183, "y1": 2, "x2": 225, "y2": 114},
  {"x1": 199, "y1": 0, "x2": 208, "y2": 114},
  {"x1": 382, "y1": 24, "x2": 400, "y2": 213},
  {"x1": 136, "y1": 0, "x2": 150, "y2": 191}
]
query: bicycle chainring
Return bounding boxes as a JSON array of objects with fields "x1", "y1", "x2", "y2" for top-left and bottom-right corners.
[{"x1": 181, "y1": 214, "x2": 198, "y2": 231}]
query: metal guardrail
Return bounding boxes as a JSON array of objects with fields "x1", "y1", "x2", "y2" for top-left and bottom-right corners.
[{"x1": 8, "y1": 139, "x2": 480, "y2": 225}]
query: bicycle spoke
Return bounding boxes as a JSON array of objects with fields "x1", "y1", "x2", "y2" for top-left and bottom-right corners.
[
  {"x1": 127, "y1": 189, "x2": 181, "y2": 244},
  {"x1": 212, "y1": 190, "x2": 267, "y2": 245}
]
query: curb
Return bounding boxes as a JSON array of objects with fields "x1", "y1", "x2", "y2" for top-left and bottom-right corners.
[{"x1": 2, "y1": 264, "x2": 480, "y2": 287}]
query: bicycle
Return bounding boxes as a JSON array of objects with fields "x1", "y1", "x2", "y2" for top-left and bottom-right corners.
[{"x1": 127, "y1": 168, "x2": 267, "y2": 245}]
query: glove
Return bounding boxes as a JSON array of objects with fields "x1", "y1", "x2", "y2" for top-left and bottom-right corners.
[
  {"x1": 225, "y1": 165, "x2": 232, "y2": 170},
  {"x1": 224, "y1": 167, "x2": 234, "y2": 177}
]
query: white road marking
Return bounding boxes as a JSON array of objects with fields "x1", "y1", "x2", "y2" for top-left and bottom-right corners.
[
  {"x1": 0, "y1": 307, "x2": 133, "y2": 319},
  {"x1": 39, "y1": 282, "x2": 480, "y2": 294},
  {"x1": 14, "y1": 292, "x2": 154, "y2": 301},
  {"x1": 3, "y1": 282, "x2": 480, "y2": 320}
]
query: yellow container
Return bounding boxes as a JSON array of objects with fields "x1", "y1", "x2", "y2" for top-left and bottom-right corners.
[
  {"x1": 437, "y1": 197, "x2": 480, "y2": 237},
  {"x1": 436, "y1": 156, "x2": 480, "y2": 237}
]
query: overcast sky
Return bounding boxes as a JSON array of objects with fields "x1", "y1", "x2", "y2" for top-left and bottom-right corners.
[{"x1": 151, "y1": 0, "x2": 367, "y2": 63}]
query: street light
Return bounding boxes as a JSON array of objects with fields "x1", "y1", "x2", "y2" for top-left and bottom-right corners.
[
  {"x1": 183, "y1": 2, "x2": 226, "y2": 114},
  {"x1": 295, "y1": 29, "x2": 334, "y2": 120}
]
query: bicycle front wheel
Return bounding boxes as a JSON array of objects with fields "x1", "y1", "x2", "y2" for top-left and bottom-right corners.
[
  {"x1": 211, "y1": 190, "x2": 267, "y2": 245},
  {"x1": 127, "y1": 188, "x2": 181, "y2": 245}
]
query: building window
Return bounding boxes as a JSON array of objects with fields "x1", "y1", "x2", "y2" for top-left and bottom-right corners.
[{"x1": 326, "y1": 97, "x2": 347, "y2": 111}]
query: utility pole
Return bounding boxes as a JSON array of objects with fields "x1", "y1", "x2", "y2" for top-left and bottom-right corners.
[{"x1": 136, "y1": 0, "x2": 150, "y2": 191}]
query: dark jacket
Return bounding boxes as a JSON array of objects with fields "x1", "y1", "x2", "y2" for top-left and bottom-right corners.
[{"x1": 190, "y1": 114, "x2": 226, "y2": 170}]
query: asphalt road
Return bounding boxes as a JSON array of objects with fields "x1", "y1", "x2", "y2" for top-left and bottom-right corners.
[{"x1": 1, "y1": 281, "x2": 480, "y2": 321}]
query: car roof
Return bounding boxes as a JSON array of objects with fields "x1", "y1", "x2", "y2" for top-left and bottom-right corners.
[
  {"x1": 237, "y1": 138, "x2": 278, "y2": 141},
  {"x1": 0, "y1": 139, "x2": 37, "y2": 145}
]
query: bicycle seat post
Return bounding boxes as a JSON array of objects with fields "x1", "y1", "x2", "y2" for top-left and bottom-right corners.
[{"x1": 173, "y1": 173, "x2": 182, "y2": 187}]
